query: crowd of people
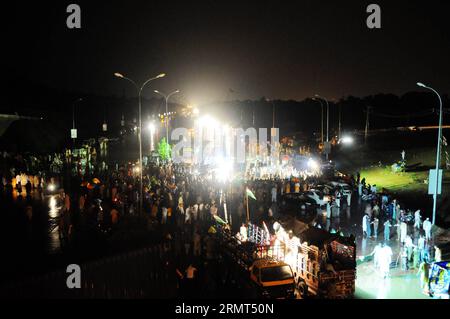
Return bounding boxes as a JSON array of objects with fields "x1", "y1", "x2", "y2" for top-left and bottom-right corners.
[
  {"x1": 355, "y1": 173, "x2": 441, "y2": 279},
  {"x1": 0, "y1": 146, "x2": 445, "y2": 295}
]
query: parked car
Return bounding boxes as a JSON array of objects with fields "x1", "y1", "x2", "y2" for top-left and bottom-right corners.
[{"x1": 280, "y1": 193, "x2": 317, "y2": 213}]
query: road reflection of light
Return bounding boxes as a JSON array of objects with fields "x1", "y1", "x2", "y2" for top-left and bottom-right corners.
[
  {"x1": 48, "y1": 195, "x2": 61, "y2": 218},
  {"x1": 376, "y1": 276, "x2": 390, "y2": 299}
]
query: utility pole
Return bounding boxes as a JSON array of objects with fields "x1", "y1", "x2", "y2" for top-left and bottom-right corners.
[
  {"x1": 252, "y1": 105, "x2": 255, "y2": 126},
  {"x1": 365, "y1": 106, "x2": 371, "y2": 143},
  {"x1": 338, "y1": 104, "x2": 342, "y2": 139}
]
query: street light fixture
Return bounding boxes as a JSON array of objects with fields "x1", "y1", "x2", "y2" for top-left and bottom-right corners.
[
  {"x1": 417, "y1": 82, "x2": 443, "y2": 225},
  {"x1": 154, "y1": 89, "x2": 180, "y2": 144},
  {"x1": 114, "y1": 72, "x2": 166, "y2": 215}
]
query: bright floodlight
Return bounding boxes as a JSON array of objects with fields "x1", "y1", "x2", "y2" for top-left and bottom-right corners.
[
  {"x1": 198, "y1": 115, "x2": 218, "y2": 127},
  {"x1": 114, "y1": 72, "x2": 124, "y2": 78},
  {"x1": 417, "y1": 82, "x2": 426, "y2": 88},
  {"x1": 148, "y1": 122, "x2": 156, "y2": 132},
  {"x1": 307, "y1": 158, "x2": 319, "y2": 170},
  {"x1": 215, "y1": 157, "x2": 233, "y2": 183},
  {"x1": 340, "y1": 136, "x2": 354, "y2": 145},
  {"x1": 47, "y1": 184, "x2": 56, "y2": 192}
]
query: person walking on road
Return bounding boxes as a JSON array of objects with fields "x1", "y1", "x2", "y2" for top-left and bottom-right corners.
[
  {"x1": 362, "y1": 214, "x2": 371, "y2": 238},
  {"x1": 414, "y1": 210, "x2": 422, "y2": 230},
  {"x1": 383, "y1": 220, "x2": 391, "y2": 241},
  {"x1": 423, "y1": 218, "x2": 432, "y2": 241},
  {"x1": 372, "y1": 217, "x2": 379, "y2": 238}
]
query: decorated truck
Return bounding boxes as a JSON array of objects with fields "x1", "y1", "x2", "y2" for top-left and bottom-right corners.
[
  {"x1": 293, "y1": 227, "x2": 356, "y2": 298},
  {"x1": 216, "y1": 219, "x2": 356, "y2": 299},
  {"x1": 216, "y1": 225, "x2": 296, "y2": 299}
]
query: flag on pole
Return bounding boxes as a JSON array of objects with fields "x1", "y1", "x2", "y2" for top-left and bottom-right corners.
[
  {"x1": 213, "y1": 215, "x2": 227, "y2": 225},
  {"x1": 246, "y1": 188, "x2": 257, "y2": 200}
]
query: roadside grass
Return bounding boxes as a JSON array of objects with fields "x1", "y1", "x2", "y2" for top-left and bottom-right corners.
[{"x1": 359, "y1": 167, "x2": 427, "y2": 193}]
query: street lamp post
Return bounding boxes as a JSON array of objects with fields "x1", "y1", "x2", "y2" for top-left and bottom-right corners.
[
  {"x1": 417, "y1": 82, "x2": 443, "y2": 225},
  {"x1": 154, "y1": 89, "x2": 180, "y2": 144},
  {"x1": 72, "y1": 98, "x2": 83, "y2": 146},
  {"x1": 315, "y1": 94, "x2": 330, "y2": 159},
  {"x1": 115, "y1": 72, "x2": 165, "y2": 215},
  {"x1": 312, "y1": 97, "x2": 324, "y2": 144},
  {"x1": 70, "y1": 97, "x2": 83, "y2": 149}
]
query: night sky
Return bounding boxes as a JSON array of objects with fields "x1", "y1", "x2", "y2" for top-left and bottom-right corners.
[{"x1": 4, "y1": 0, "x2": 450, "y2": 106}]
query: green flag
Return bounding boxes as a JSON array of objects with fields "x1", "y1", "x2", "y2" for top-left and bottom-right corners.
[
  {"x1": 246, "y1": 188, "x2": 256, "y2": 200},
  {"x1": 213, "y1": 215, "x2": 227, "y2": 225}
]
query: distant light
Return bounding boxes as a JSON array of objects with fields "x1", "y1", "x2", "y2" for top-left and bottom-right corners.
[
  {"x1": 193, "y1": 108, "x2": 200, "y2": 115},
  {"x1": 114, "y1": 72, "x2": 124, "y2": 78},
  {"x1": 157, "y1": 73, "x2": 166, "y2": 78},
  {"x1": 47, "y1": 184, "x2": 56, "y2": 192},
  {"x1": 340, "y1": 136, "x2": 354, "y2": 145},
  {"x1": 154, "y1": 90, "x2": 160, "y2": 94},
  {"x1": 148, "y1": 123, "x2": 156, "y2": 133}
]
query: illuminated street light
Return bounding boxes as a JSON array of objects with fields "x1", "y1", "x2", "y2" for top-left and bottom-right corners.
[
  {"x1": 154, "y1": 89, "x2": 180, "y2": 145},
  {"x1": 340, "y1": 136, "x2": 354, "y2": 145},
  {"x1": 114, "y1": 71, "x2": 166, "y2": 215},
  {"x1": 417, "y1": 81, "x2": 443, "y2": 225}
]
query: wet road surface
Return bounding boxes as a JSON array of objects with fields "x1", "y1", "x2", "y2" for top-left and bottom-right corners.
[{"x1": 0, "y1": 187, "x2": 438, "y2": 299}]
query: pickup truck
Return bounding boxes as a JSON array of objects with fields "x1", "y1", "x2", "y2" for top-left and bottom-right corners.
[{"x1": 249, "y1": 259, "x2": 296, "y2": 299}]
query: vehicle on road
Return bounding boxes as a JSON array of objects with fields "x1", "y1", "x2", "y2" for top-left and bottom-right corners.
[
  {"x1": 305, "y1": 190, "x2": 330, "y2": 207},
  {"x1": 280, "y1": 193, "x2": 317, "y2": 213},
  {"x1": 249, "y1": 259, "x2": 296, "y2": 299},
  {"x1": 217, "y1": 225, "x2": 296, "y2": 299},
  {"x1": 426, "y1": 261, "x2": 450, "y2": 299}
]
